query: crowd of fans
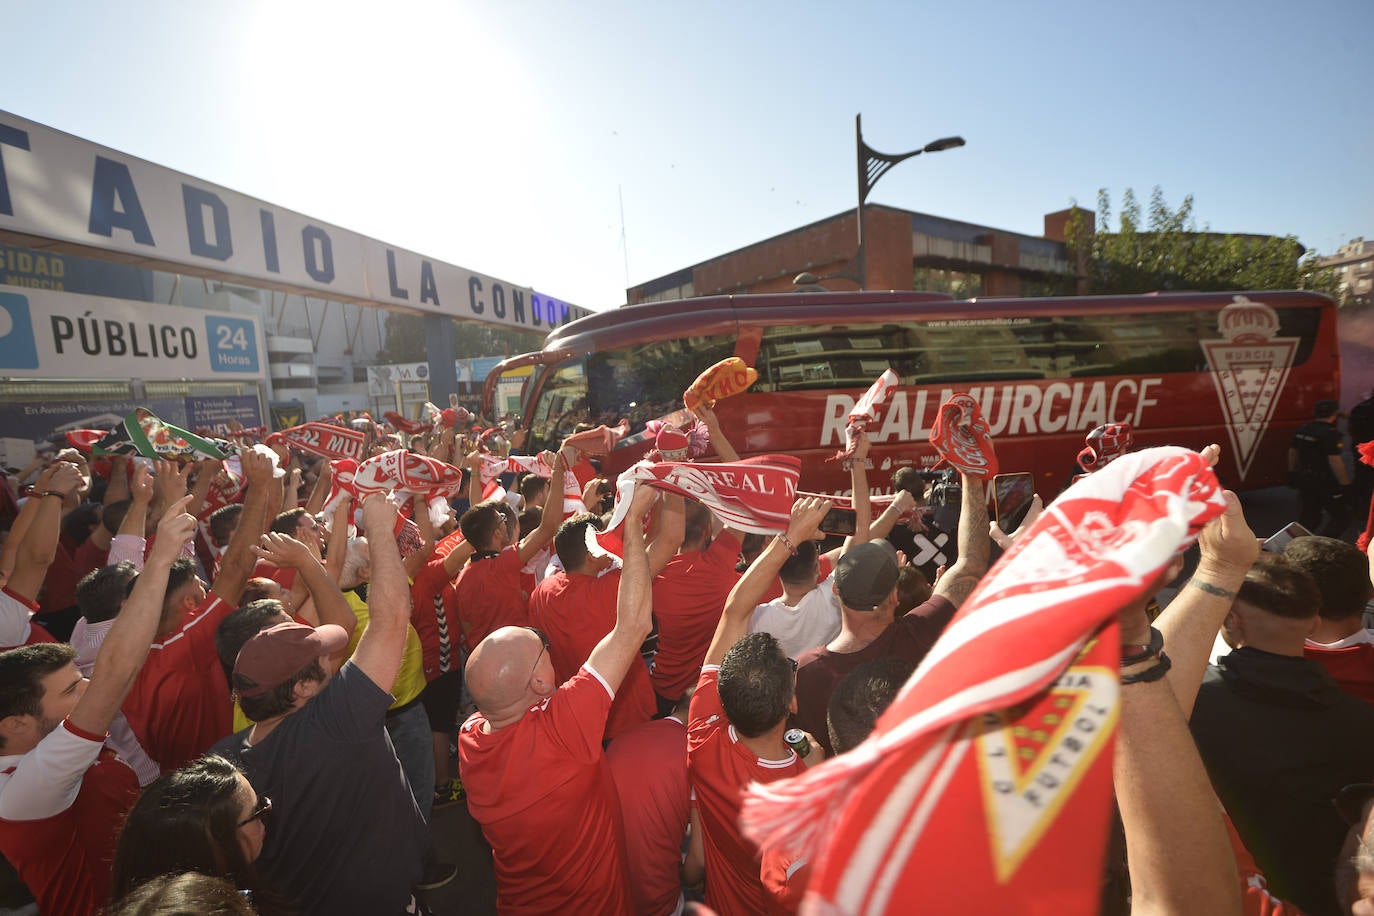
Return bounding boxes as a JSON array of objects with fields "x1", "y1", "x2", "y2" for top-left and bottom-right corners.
[{"x1": 1, "y1": 391, "x2": 1373, "y2": 916}]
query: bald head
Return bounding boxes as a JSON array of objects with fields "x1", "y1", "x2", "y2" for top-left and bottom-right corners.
[{"x1": 465, "y1": 626, "x2": 553, "y2": 726}]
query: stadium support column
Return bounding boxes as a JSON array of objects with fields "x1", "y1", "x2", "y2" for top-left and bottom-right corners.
[{"x1": 425, "y1": 314, "x2": 458, "y2": 406}]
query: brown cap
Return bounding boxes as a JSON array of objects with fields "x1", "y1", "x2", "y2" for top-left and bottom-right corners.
[{"x1": 233, "y1": 622, "x2": 348, "y2": 697}]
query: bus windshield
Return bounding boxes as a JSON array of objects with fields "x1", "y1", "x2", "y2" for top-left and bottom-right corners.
[{"x1": 525, "y1": 332, "x2": 736, "y2": 452}]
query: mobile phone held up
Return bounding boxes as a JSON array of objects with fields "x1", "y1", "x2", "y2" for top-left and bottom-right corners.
[
  {"x1": 993, "y1": 472, "x2": 1036, "y2": 535},
  {"x1": 1262, "y1": 521, "x2": 1313, "y2": 553},
  {"x1": 819, "y1": 506, "x2": 858, "y2": 537}
]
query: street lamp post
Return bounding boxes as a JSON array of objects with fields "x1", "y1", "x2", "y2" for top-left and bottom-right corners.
[{"x1": 853, "y1": 114, "x2": 964, "y2": 289}]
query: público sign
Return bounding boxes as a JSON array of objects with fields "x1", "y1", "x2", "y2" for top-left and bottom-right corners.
[{"x1": 0, "y1": 286, "x2": 264, "y2": 380}]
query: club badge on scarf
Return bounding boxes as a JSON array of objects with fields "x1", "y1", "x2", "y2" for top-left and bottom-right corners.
[
  {"x1": 832, "y1": 368, "x2": 899, "y2": 466},
  {"x1": 93, "y1": 408, "x2": 230, "y2": 462},
  {"x1": 604, "y1": 455, "x2": 801, "y2": 535},
  {"x1": 929, "y1": 393, "x2": 998, "y2": 479},
  {"x1": 684, "y1": 357, "x2": 758, "y2": 411},
  {"x1": 740, "y1": 447, "x2": 1226, "y2": 915},
  {"x1": 278, "y1": 422, "x2": 367, "y2": 461}
]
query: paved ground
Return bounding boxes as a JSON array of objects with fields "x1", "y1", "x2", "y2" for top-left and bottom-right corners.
[{"x1": 426, "y1": 795, "x2": 497, "y2": 915}]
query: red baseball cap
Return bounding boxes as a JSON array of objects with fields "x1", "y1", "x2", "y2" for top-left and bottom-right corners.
[{"x1": 233, "y1": 622, "x2": 349, "y2": 697}]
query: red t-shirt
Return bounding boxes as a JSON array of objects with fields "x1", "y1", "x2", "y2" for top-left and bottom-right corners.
[
  {"x1": 605, "y1": 715, "x2": 690, "y2": 916},
  {"x1": 0, "y1": 722, "x2": 140, "y2": 916},
  {"x1": 651, "y1": 531, "x2": 743, "y2": 703},
  {"x1": 40, "y1": 536, "x2": 81, "y2": 613},
  {"x1": 122, "y1": 593, "x2": 235, "y2": 773},
  {"x1": 527, "y1": 569, "x2": 655, "y2": 741},
  {"x1": 688, "y1": 667, "x2": 806, "y2": 916},
  {"x1": 459, "y1": 665, "x2": 632, "y2": 915},
  {"x1": 72, "y1": 536, "x2": 109, "y2": 583},
  {"x1": 411, "y1": 530, "x2": 466, "y2": 680},
  {"x1": 454, "y1": 547, "x2": 528, "y2": 652},
  {"x1": 1304, "y1": 641, "x2": 1374, "y2": 706}
]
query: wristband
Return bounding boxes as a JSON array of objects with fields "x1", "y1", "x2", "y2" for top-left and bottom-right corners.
[
  {"x1": 1121, "y1": 626, "x2": 1164, "y2": 666},
  {"x1": 777, "y1": 534, "x2": 799, "y2": 557},
  {"x1": 1121, "y1": 651, "x2": 1172, "y2": 684},
  {"x1": 33, "y1": 490, "x2": 64, "y2": 500}
]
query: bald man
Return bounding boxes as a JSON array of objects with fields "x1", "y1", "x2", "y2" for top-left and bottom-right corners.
[{"x1": 458, "y1": 483, "x2": 657, "y2": 915}]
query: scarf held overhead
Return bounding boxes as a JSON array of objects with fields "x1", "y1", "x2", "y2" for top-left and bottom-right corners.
[
  {"x1": 741, "y1": 446, "x2": 1226, "y2": 915},
  {"x1": 605, "y1": 455, "x2": 801, "y2": 535}
]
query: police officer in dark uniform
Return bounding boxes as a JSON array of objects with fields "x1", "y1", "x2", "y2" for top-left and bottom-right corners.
[{"x1": 1289, "y1": 399, "x2": 1353, "y2": 537}]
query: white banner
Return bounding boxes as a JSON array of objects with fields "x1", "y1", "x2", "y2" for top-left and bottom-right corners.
[
  {"x1": 0, "y1": 285, "x2": 265, "y2": 380},
  {"x1": 0, "y1": 111, "x2": 590, "y2": 332}
]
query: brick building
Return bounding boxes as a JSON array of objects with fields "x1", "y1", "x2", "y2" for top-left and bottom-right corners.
[{"x1": 627, "y1": 205, "x2": 1092, "y2": 304}]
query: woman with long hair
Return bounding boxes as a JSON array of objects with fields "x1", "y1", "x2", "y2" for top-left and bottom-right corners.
[{"x1": 110, "y1": 755, "x2": 291, "y2": 914}]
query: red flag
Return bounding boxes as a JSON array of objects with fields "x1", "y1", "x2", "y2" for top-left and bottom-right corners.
[
  {"x1": 605, "y1": 455, "x2": 800, "y2": 535},
  {"x1": 741, "y1": 447, "x2": 1226, "y2": 914},
  {"x1": 563, "y1": 420, "x2": 630, "y2": 456}
]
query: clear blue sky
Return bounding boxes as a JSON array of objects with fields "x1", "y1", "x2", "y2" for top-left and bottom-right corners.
[{"x1": 6, "y1": 0, "x2": 1371, "y2": 310}]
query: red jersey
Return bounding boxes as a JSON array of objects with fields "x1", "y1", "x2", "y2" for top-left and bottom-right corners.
[
  {"x1": 0, "y1": 720, "x2": 140, "y2": 916},
  {"x1": 122, "y1": 593, "x2": 235, "y2": 773},
  {"x1": 459, "y1": 666, "x2": 632, "y2": 915},
  {"x1": 651, "y1": 532, "x2": 742, "y2": 703},
  {"x1": 605, "y1": 716, "x2": 690, "y2": 916},
  {"x1": 527, "y1": 569, "x2": 655, "y2": 741},
  {"x1": 40, "y1": 534, "x2": 81, "y2": 613},
  {"x1": 72, "y1": 536, "x2": 108, "y2": 583},
  {"x1": 1304, "y1": 641, "x2": 1374, "y2": 706},
  {"x1": 411, "y1": 529, "x2": 466, "y2": 679},
  {"x1": 454, "y1": 547, "x2": 528, "y2": 652},
  {"x1": 688, "y1": 667, "x2": 806, "y2": 916}
]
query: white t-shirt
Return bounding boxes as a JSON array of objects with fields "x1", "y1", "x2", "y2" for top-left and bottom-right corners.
[{"x1": 748, "y1": 573, "x2": 843, "y2": 659}]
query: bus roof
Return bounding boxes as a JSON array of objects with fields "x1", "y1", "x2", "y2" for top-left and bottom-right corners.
[{"x1": 542, "y1": 288, "x2": 1335, "y2": 357}]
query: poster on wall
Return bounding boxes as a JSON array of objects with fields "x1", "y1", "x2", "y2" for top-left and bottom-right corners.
[{"x1": 185, "y1": 395, "x2": 264, "y2": 435}]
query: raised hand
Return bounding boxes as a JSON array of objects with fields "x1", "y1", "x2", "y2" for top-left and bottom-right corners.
[{"x1": 252, "y1": 531, "x2": 317, "y2": 570}]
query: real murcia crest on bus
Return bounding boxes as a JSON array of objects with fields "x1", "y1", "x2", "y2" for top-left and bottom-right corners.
[{"x1": 1201, "y1": 296, "x2": 1298, "y2": 481}]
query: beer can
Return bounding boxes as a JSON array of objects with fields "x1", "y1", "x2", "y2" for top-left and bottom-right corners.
[{"x1": 783, "y1": 728, "x2": 811, "y2": 758}]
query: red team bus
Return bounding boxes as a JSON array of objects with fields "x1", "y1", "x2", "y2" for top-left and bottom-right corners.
[{"x1": 482, "y1": 290, "x2": 1339, "y2": 496}]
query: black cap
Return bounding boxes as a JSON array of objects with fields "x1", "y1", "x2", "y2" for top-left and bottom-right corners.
[
  {"x1": 1315, "y1": 399, "x2": 1341, "y2": 419},
  {"x1": 834, "y1": 541, "x2": 900, "y2": 611}
]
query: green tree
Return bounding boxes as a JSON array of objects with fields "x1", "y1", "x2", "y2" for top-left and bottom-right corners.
[
  {"x1": 1065, "y1": 187, "x2": 1344, "y2": 299},
  {"x1": 375, "y1": 311, "x2": 544, "y2": 364}
]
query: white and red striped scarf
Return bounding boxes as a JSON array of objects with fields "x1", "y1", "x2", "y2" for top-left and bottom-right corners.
[
  {"x1": 277, "y1": 422, "x2": 367, "y2": 461},
  {"x1": 605, "y1": 455, "x2": 801, "y2": 535},
  {"x1": 741, "y1": 446, "x2": 1225, "y2": 914},
  {"x1": 929, "y1": 392, "x2": 998, "y2": 479},
  {"x1": 832, "y1": 369, "x2": 899, "y2": 463}
]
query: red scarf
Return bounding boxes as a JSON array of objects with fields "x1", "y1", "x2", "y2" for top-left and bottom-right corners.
[
  {"x1": 929, "y1": 392, "x2": 998, "y2": 479},
  {"x1": 278, "y1": 422, "x2": 367, "y2": 461},
  {"x1": 605, "y1": 455, "x2": 801, "y2": 535},
  {"x1": 741, "y1": 447, "x2": 1225, "y2": 914}
]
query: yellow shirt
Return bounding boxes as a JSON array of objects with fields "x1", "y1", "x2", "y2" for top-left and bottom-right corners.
[{"x1": 231, "y1": 590, "x2": 427, "y2": 731}]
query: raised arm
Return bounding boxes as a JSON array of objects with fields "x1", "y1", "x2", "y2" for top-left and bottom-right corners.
[
  {"x1": 516, "y1": 445, "x2": 570, "y2": 566},
  {"x1": 209, "y1": 450, "x2": 273, "y2": 606},
  {"x1": 67, "y1": 498, "x2": 195, "y2": 738},
  {"x1": 7, "y1": 462, "x2": 82, "y2": 602},
  {"x1": 845, "y1": 431, "x2": 873, "y2": 551},
  {"x1": 252, "y1": 531, "x2": 356, "y2": 641},
  {"x1": 932, "y1": 474, "x2": 990, "y2": 609},
  {"x1": 706, "y1": 496, "x2": 832, "y2": 668},
  {"x1": 1113, "y1": 596, "x2": 1242, "y2": 916},
  {"x1": 350, "y1": 495, "x2": 411, "y2": 690},
  {"x1": 102, "y1": 456, "x2": 131, "y2": 508},
  {"x1": 107, "y1": 462, "x2": 154, "y2": 569},
  {"x1": 303, "y1": 459, "x2": 331, "y2": 516},
  {"x1": 186, "y1": 459, "x2": 221, "y2": 521},
  {"x1": 586, "y1": 485, "x2": 657, "y2": 691},
  {"x1": 1156, "y1": 490, "x2": 1256, "y2": 719},
  {"x1": 867, "y1": 489, "x2": 917, "y2": 543},
  {"x1": 691, "y1": 403, "x2": 739, "y2": 462}
]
